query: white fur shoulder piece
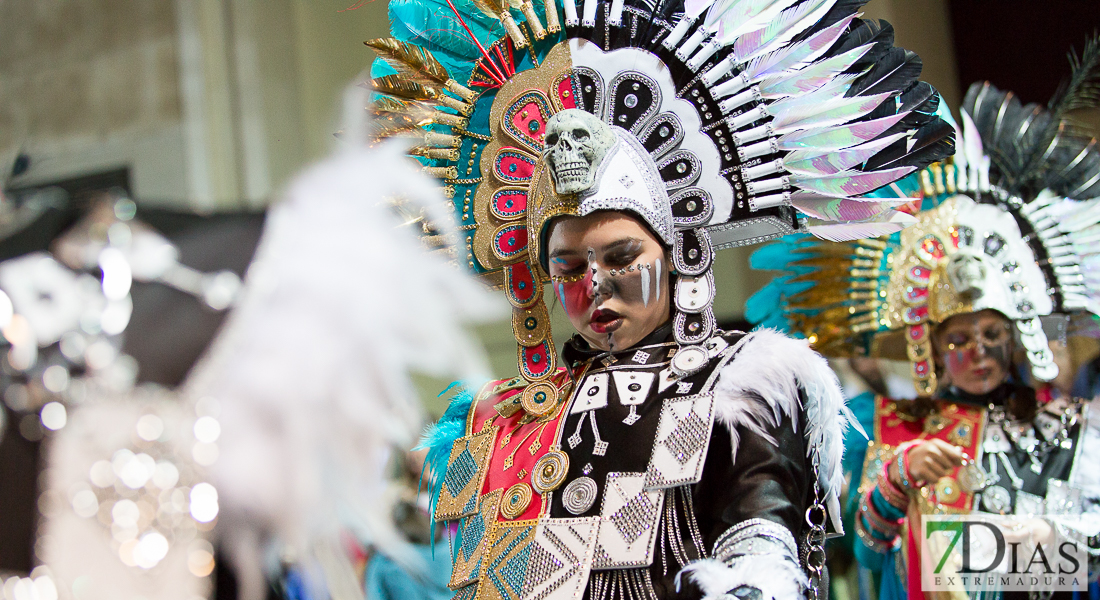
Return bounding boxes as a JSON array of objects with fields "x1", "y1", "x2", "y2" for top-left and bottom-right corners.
[
  {"x1": 677, "y1": 556, "x2": 807, "y2": 600},
  {"x1": 711, "y1": 329, "x2": 865, "y2": 526}
]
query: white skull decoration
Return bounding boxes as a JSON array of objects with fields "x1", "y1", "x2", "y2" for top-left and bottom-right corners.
[
  {"x1": 542, "y1": 109, "x2": 616, "y2": 195},
  {"x1": 946, "y1": 250, "x2": 989, "y2": 299}
]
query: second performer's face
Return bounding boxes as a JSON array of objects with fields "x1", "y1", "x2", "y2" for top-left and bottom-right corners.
[
  {"x1": 546, "y1": 211, "x2": 671, "y2": 352},
  {"x1": 933, "y1": 309, "x2": 1014, "y2": 396}
]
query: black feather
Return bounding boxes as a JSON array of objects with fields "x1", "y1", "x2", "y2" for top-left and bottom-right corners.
[
  {"x1": 1044, "y1": 135, "x2": 1100, "y2": 198},
  {"x1": 964, "y1": 82, "x2": 1036, "y2": 194},
  {"x1": 964, "y1": 73, "x2": 1100, "y2": 199},
  {"x1": 867, "y1": 82, "x2": 938, "y2": 136},
  {"x1": 805, "y1": 0, "x2": 868, "y2": 36},
  {"x1": 1048, "y1": 35, "x2": 1100, "y2": 116},
  {"x1": 846, "y1": 47, "x2": 922, "y2": 97},
  {"x1": 862, "y1": 118, "x2": 955, "y2": 172},
  {"x1": 828, "y1": 19, "x2": 894, "y2": 73}
]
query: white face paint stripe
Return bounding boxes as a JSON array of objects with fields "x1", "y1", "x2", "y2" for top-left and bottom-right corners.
[
  {"x1": 654, "y1": 258, "x2": 662, "y2": 303},
  {"x1": 640, "y1": 262, "x2": 651, "y2": 307}
]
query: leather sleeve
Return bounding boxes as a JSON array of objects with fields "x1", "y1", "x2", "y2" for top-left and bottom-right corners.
[{"x1": 692, "y1": 393, "x2": 810, "y2": 552}]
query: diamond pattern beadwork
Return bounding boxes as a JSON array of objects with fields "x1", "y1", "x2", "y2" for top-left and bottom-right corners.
[
  {"x1": 644, "y1": 393, "x2": 716, "y2": 490},
  {"x1": 436, "y1": 428, "x2": 495, "y2": 523},
  {"x1": 445, "y1": 449, "x2": 477, "y2": 496},
  {"x1": 631, "y1": 350, "x2": 651, "y2": 363},
  {"x1": 525, "y1": 533, "x2": 566, "y2": 591},
  {"x1": 451, "y1": 584, "x2": 477, "y2": 600},
  {"x1": 460, "y1": 515, "x2": 485, "y2": 561},
  {"x1": 663, "y1": 411, "x2": 707, "y2": 465},
  {"x1": 522, "y1": 518, "x2": 599, "y2": 600},
  {"x1": 609, "y1": 490, "x2": 659, "y2": 545},
  {"x1": 450, "y1": 490, "x2": 500, "y2": 589},
  {"x1": 594, "y1": 473, "x2": 665, "y2": 569},
  {"x1": 484, "y1": 524, "x2": 536, "y2": 600}
]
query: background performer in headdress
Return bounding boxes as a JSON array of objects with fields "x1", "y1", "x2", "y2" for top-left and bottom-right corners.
[{"x1": 748, "y1": 37, "x2": 1100, "y2": 600}]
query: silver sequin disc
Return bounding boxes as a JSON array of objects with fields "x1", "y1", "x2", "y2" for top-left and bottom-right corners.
[
  {"x1": 670, "y1": 346, "x2": 708, "y2": 377},
  {"x1": 562, "y1": 476, "x2": 598, "y2": 515},
  {"x1": 981, "y1": 485, "x2": 1012, "y2": 514}
]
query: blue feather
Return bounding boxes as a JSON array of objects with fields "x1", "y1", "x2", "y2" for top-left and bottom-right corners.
[
  {"x1": 415, "y1": 383, "x2": 476, "y2": 546},
  {"x1": 388, "y1": 0, "x2": 504, "y2": 83},
  {"x1": 746, "y1": 234, "x2": 823, "y2": 333},
  {"x1": 370, "y1": 58, "x2": 399, "y2": 79}
]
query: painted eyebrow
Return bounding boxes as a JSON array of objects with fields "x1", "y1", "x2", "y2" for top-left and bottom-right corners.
[
  {"x1": 549, "y1": 237, "x2": 644, "y2": 259},
  {"x1": 548, "y1": 248, "x2": 581, "y2": 260},
  {"x1": 602, "y1": 237, "x2": 644, "y2": 252}
]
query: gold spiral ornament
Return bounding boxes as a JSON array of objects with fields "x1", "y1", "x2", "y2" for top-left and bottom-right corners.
[
  {"x1": 500, "y1": 483, "x2": 533, "y2": 520},
  {"x1": 532, "y1": 450, "x2": 569, "y2": 494},
  {"x1": 521, "y1": 381, "x2": 559, "y2": 417}
]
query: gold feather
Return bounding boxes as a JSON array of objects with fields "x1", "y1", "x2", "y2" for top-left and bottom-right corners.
[
  {"x1": 364, "y1": 39, "x2": 477, "y2": 102},
  {"x1": 792, "y1": 257, "x2": 877, "y2": 270},
  {"x1": 373, "y1": 96, "x2": 408, "y2": 112},
  {"x1": 372, "y1": 76, "x2": 471, "y2": 114},
  {"x1": 372, "y1": 75, "x2": 439, "y2": 102},
  {"x1": 468, "y1": 0, "x2": 508, "y2": 19},
  {"x1": 369, "y1": 111, "x2": 424, "y2": 140},
  {"x1": 373, "y1": 99, "x2": 468, "y2": 129},
  {"x1": 786, "y1": 274, "x2": 855, "y2": 288}
]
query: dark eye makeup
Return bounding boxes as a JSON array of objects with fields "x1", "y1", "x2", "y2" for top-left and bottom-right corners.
[{"x1": 548, "y1": 237, "x2": 647, "y2": 273}]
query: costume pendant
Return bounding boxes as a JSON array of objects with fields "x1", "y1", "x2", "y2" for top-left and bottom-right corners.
[{"x1": 563, "y1": 476, "x2": 598, "y2": 514}]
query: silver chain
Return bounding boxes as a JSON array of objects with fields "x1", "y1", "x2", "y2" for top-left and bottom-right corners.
[{"x1": 805, "y1": 453, "x2": 828, "y2": 600}]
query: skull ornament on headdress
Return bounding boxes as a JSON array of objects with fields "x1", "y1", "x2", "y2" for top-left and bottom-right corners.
[
  {"x1": 749, "y1": 75, "x2": 1100, "y2": 396},
  {"x1": 543, "y1": 109, "x2": 616, "y2": 195},
  {"x1": 368, "y1": 0, "x2": 954, "y2": 397}
]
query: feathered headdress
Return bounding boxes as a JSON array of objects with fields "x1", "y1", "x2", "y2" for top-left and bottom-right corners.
[
  {"x1": 369, "y1": 0, "x2": 953, "y2": 395},
  {"x1": 748, "y1": 36, "x2": 1100, "y2": 395}
]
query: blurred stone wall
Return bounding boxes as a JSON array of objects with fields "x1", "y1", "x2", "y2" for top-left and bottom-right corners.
[
  {"x1": 0, "y1": 0, "x2": 390, "y2": 210},
  {"x1": 0, "y1": 0, "x2": 188, "y2": 206}
]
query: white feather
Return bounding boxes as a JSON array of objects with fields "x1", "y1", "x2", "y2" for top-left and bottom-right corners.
[
  {"x1": 806, "y1": 210, "x2": 917, "y2": 242},
  {"x1": 184, "y1": 85, "x2": 505, "y2": 599},
  {"x1": 677, "y1": 556, "x2": 808, "y2": 599},
  {"x1": 712, "y1": 329, "x2": 864, "y2": 519}
]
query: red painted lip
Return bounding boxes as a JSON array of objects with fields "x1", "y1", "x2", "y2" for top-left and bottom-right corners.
[
  {"x1": 973, "y1": 367, "x2": 992, "y2": 378},
  {"x1": 590, "y1": 309, "x2": 623, "y2": 334}
]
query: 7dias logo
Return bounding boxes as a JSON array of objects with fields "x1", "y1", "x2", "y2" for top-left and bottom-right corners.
[{"x1": 922, "y1": 515, "x2": 1088, "y2": 592}]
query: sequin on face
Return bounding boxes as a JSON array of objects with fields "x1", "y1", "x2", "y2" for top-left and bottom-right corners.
[
  {"x1": 934, "y1": 310, "x2": 1013, "y2": 395},
  {"x1": 546, "y1": 213, "x2": 671, "y2": 352}
]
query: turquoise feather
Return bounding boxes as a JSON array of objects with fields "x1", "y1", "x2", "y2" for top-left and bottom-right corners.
[
  {"x1": 389, "y1": 0, "x2": 504, "y2": 83},
  {"x1": 415, "y1": 384, "x2": 475, "y2": 543},
  {"x1": 746, "y1": 234, "x2": 818, "y2": 332},
  {"x1": 370, "y1": 59, "x2": 399, "y2": 79}
]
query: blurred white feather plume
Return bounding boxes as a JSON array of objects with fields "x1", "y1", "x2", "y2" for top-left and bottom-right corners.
[{"x1": 184, "y1": 84, "x2": 505, "y2": 600}]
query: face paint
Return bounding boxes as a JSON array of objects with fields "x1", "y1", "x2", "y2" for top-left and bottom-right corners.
[
  {"x1": 557, "y1": 269, "x2": 593, "y2": 320},
  {"x1": 545, "y1": 212, "x2": 672, "y2": 352},
  {"x1": 944, "y1": 348, "x2": 971, "y2": 372},
  {"x1": 935, "y1": 310, "x2": 1014, "y2": 396},
  {"x1": 654, "y1": 258, "x2": 662, "y2": 304},
  {"x1": 984, "y1": 340, "x2": 1011, "y2": 371}
]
